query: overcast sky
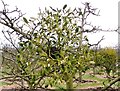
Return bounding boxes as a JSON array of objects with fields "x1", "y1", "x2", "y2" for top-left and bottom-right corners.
[{"x1": 0, "y1": 0, "x2": 119, "y2": 47}]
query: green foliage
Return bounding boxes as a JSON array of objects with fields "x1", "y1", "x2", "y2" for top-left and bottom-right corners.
[
  {"x1": 1, "y1": 3, "x2": 103, "y2": 90},
  {"x1": 96, "y1": 47, "x2": 117, "y2": 76},
  {"x1": 63, "y1": 4, "x2": 67, "y2": 10},
  {"x1": 23, "y1": 17, "x2": 29, "y2": 24},
  {"x1": 1, "y1": 1, "x2": 119, "y2": 90},
  {"x1": 15, "y1": 4, "x2": 92, "y2": 89}
]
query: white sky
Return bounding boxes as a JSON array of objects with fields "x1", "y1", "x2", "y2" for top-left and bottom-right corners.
[{"x1": 0, "y1": 0, "x2": 119, "y2": 47}]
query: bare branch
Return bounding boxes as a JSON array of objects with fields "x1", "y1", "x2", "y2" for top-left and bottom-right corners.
[
  {"x1": 0, "y1": 1, "x2": 30, "y2": 40},
  {"x1": 2, "y1": 30, "x2": 20, "y2": 52},
  {"x1": 88, "y1": 36, "x2": 104, "y2": 47}
]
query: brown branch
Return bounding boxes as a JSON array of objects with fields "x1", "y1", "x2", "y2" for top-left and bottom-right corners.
[
  {"x1": 0, "y1": 76, "x2": 15, "y2": 80},
  {"x1": 102, "y1": 76, "x2": 120, "y2": 91},
  {"x1": 2, "y1": 56, "x2": 15, "y2": 62},
  {"x1": 0, "y1": 1, "x2": 31, "y2": 40},
  {"x1": 2, "y1": 47, "x2": 16, "y2": 57},
  {"x1": 88, "y1": 36, "x2": 104, "y2": 47},
  {"x1": 2, "y1": 30, "x2": 19, "y2": 52}
]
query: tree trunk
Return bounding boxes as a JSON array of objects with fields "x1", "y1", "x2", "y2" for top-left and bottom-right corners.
[
  {"x1": 78, "y1": 71, "x2": 82, "y2": 82},
  {"x1": 66, "y1": 74, "x2": 74, "y2": 91},
  {"x1": 93, "y1": 65, "x2": 96, "y2": 75}
]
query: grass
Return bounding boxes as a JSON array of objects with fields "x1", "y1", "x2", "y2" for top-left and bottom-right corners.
[
  {"x1": 0, "y1": 81, "x2": 9, "y2": 86},
  {"x1": 53, "y1": 73, "x2": 109, "y2": 89},
  {"x1": 78, "y1": 82, "x2": 101, "y2": 88},
  {"x1": 54, "y1": 72, "x2": 112, "y2": 89},
  {"x1": 76, "y1": 74, "x2": 108, "y2": 89},
  {"x1": 0, "y1": 67, "x2": 118, "y2": 90},
  {"x1": 82, "y1": 74, "x2": 106, "y2": 82}
]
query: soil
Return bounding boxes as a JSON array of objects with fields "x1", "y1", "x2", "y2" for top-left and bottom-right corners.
[
  {"x1": 0, "y1": 86, "x2": 119, "y2": 91},
  {"x1": 0, "y1": 78, "x2": 119, "y2": 91}
]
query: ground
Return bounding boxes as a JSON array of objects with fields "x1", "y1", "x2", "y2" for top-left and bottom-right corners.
[{"x1": 0, "y1": 69, "x2": 119, "y2": 91}]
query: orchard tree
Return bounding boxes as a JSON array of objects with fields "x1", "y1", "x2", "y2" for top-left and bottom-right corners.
[
  {"x1": 96, "y1": 47, "x2": 117, "y2": 78},
  {"x1": 0, "y1": 1, "x2": 118, "y2": 90}
]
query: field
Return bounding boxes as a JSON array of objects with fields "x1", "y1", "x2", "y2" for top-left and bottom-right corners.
[{"x1": 0, "y1": 68, "x2": 119, "y2": 91}]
